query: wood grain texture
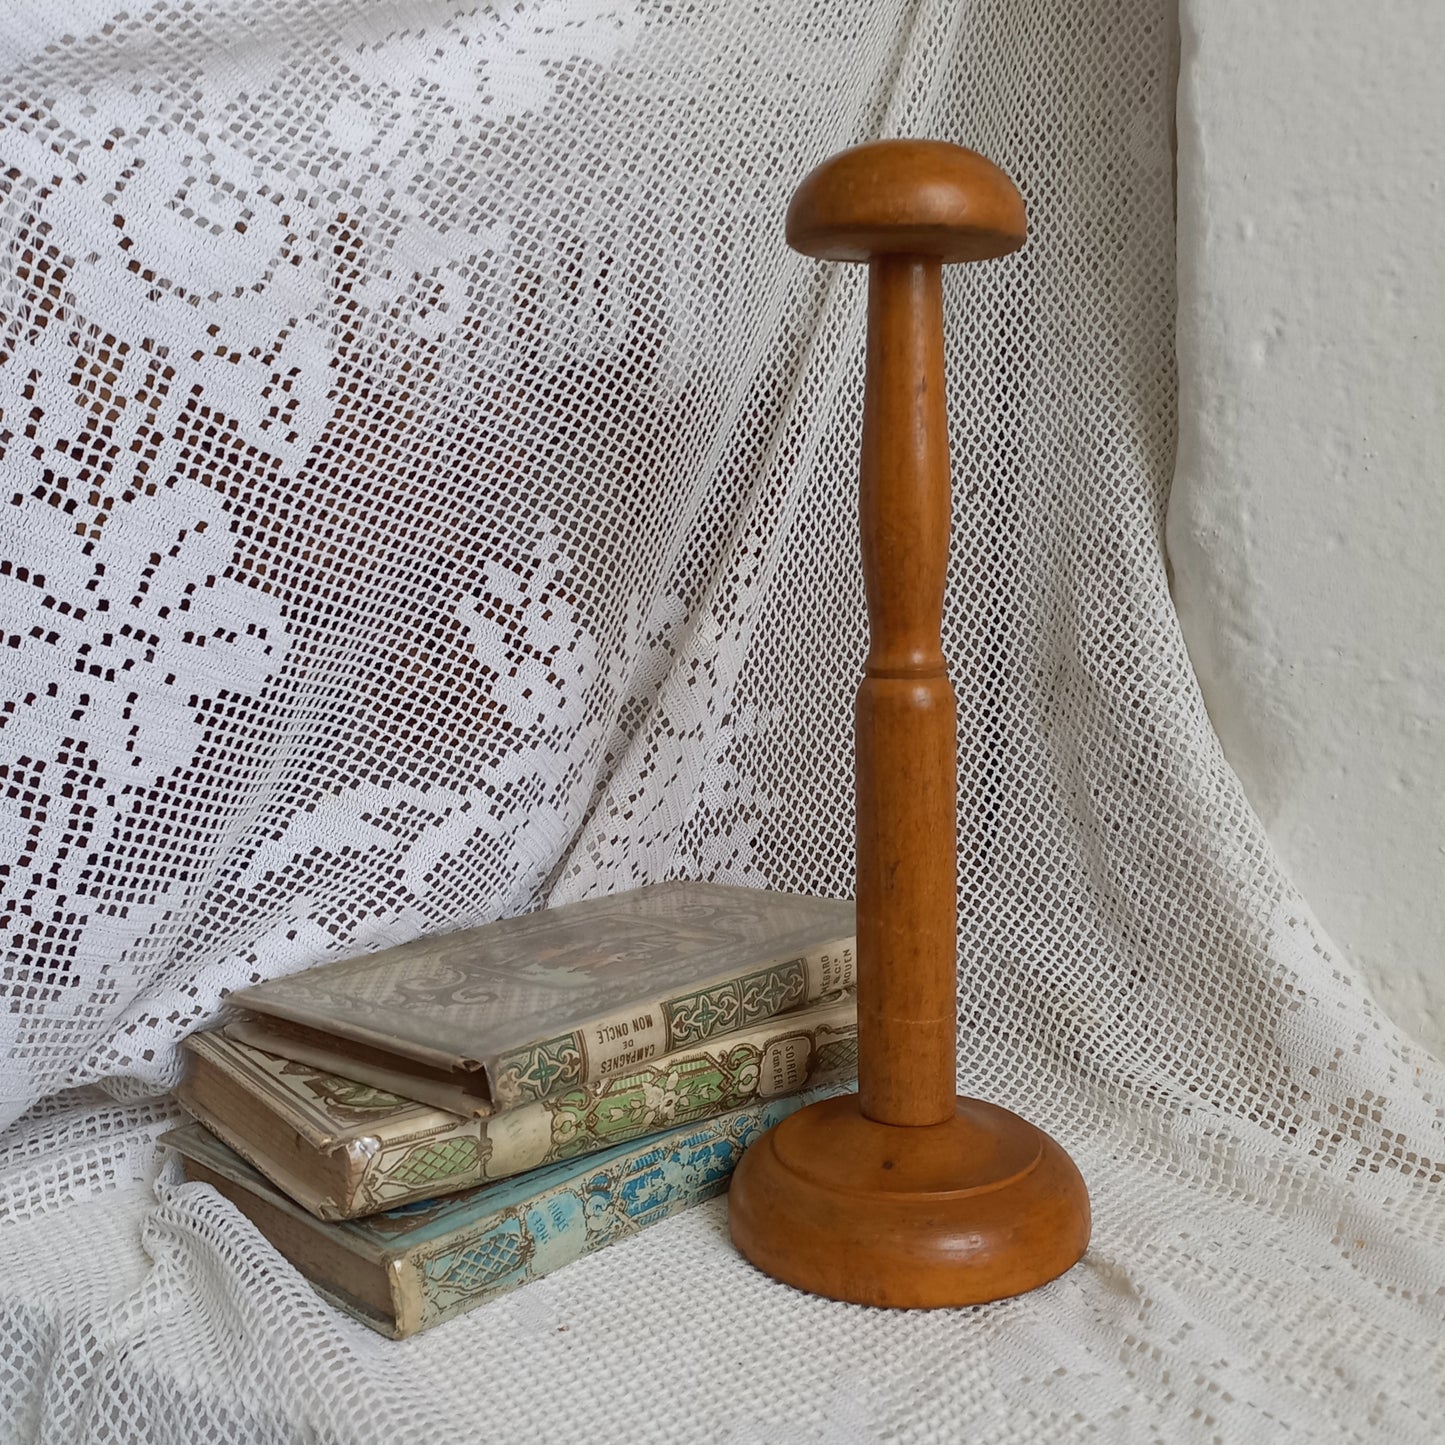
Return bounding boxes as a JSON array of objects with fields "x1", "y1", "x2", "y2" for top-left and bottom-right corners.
[
  {"x1": 728, "y1": 1095, "x2": 1091, "y2": 1308},
  {"x1": 785, "y1": 139, "x2": 1026, "y2": 264},
  {"x1": 730, "y1": 139, "x2": 1091, "y2": 1307},
  {"x1": 855, "y1": 255, "x2": 957, "y2": 1126}
]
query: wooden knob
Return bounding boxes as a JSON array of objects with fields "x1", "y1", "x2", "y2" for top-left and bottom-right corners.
[
  {"x1": 728, "y1": 139, "x2": 1091, "y2": 1309},
  {"x1": 786, "y1": 139, "x2": 1027, "y2": 264}
]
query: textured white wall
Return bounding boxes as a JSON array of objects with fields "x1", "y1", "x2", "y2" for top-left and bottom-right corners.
[{"x1": 1170, "y1": 0, "x2": 1445, "y2": 1054}]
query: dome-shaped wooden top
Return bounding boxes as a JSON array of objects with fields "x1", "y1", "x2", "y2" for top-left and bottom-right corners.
[{"x1": 786, "y1": 139, "x2": 1026, "y2": 264}]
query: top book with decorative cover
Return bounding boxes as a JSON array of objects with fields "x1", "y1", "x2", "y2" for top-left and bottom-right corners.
[{"x1": 230, "y1": 882, "x2": 855, "y2": 1115}]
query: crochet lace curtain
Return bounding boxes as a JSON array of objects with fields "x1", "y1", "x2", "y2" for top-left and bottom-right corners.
[{"x1": 1, "y1": 2, "x2": 1440, "y2": 1441}]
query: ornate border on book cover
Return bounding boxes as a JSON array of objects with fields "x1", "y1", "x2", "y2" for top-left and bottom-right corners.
[
  {"x1": 492, "y1": 1033, "x2": 585, "y2": 1101},
  {"x1": 412, "y1": 1103, "x2": 788, "y2": 1330},
  {"x1": 666, "y1": 959, "x2": 807, "y2": 1046}
]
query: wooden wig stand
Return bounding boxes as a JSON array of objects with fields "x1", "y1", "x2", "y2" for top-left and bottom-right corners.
[{"x1": 728, "y1": 140, "x2": 1091, "y2": 1307}]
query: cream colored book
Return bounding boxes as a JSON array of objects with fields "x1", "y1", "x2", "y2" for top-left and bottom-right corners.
[
  {"x1": 180, "y1": 995, "x2": 858, "y2": 1219},
  {"x1": 228, "y1": 882, "x2": 855, "y2": 1115}
]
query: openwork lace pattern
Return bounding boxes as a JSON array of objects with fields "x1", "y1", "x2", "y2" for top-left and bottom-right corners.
[{"x1": 0, "y1": 1, "x2": 1440, "y2": 1441}]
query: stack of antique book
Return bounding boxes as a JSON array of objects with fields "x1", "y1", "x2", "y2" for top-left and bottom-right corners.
[{"x1": 164, "y1": 881, "x2": 858, "y2": 1336}]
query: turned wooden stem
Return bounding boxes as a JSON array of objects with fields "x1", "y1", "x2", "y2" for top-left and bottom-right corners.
[
  {"x1": 856, "y1": 255, "x2": 958, "y2": 1126},
  {"x1": 727, "y1": 140, "x2": 1090, "y2": 1311}
]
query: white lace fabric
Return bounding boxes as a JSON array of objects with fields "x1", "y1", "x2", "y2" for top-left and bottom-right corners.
[{"x1": 1, "y1": 1, "x2": 1441, "y2": 1441}]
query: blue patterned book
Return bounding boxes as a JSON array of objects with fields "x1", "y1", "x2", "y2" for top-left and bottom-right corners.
[{"x1": 162, "y1": 1079, "x2": 852, "y2": 1337}]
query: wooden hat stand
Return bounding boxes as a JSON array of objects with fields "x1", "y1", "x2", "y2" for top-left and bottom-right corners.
[{"x1": 728, "y1": 141, "x2": 1091, "y2": 1307}]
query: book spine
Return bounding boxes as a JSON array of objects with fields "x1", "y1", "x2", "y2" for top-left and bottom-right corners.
[
  {"x1": 177, "y1": 1072, "x2": 364, "y2": 1222},
  {"x1": 349, "y1": 1005, "x2": 859, "y2": 1216},
  {"x1": 390, "y1": 1080, "x2": 851, "y2": 1337},
  {"x1": 489, "y1": 935, "x2": 857, "y2": 1108}
]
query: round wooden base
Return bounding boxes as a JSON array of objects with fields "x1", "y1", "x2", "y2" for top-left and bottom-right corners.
[{"x1": 728, "y1": 1093, "x2": 1090, "y2": 1307}]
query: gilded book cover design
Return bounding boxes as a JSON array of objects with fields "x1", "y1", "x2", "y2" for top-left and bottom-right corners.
[
  {"x1": 165, "y1": 1080, "x2": 854, "y2": 1337},
  {"x1": 181, "y1": 999, "x2": 858, "y2": 1217},
  {"x1": 230, "y1": 882, "x2": 855, "y2": 1110}
]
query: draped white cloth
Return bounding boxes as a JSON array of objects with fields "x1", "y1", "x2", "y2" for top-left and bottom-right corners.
[{"x1": 1, "y1": 1, "x2": 1440, "y2": 1440}]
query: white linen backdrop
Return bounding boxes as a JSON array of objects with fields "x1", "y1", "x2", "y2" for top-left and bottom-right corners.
[{"x1": 0, "y1": 1, "x2": 1440, "y2": 1441}]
